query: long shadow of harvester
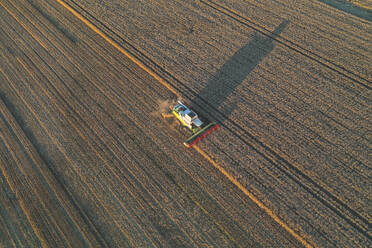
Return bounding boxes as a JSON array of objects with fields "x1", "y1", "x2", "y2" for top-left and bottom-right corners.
[{"x1": 191, "y1": 20, "x2": 288, "y2": 120}]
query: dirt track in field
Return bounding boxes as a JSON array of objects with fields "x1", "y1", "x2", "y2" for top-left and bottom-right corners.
[{"x1": 0, "y1": 0, "x2": 370, "y2": 247}]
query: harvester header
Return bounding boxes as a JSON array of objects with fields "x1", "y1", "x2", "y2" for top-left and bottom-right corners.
[{"x1": 183, "y1": 122, "x2": 219, "y2": 148}]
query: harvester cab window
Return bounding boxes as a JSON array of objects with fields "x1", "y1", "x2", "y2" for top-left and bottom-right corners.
[{"x1": 188, "y1": 112, "x2": 196, "y2": 119}]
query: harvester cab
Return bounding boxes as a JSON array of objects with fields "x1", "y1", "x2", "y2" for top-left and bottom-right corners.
[
  {"x1": 163, "y1": 100, "x2": 219, "y2": 148},
  {"x1": 173, "y1": 101, "x2": 203, "y2": 132}
]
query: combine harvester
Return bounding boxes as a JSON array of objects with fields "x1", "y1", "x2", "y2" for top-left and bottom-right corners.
[{"x1": 162, "y1": 101, "x2": 219, "y2": 148}]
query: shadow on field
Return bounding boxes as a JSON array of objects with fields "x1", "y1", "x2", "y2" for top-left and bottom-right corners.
[
  {"x1": 191, "y1": 20, "x2": 288, "y2": 120},
  {"x1": 317, "y1": 0, "x2": 372, "y2": 21},
  {"x1": 28, "y1": 0, "x2": 77, "y2": 42}
]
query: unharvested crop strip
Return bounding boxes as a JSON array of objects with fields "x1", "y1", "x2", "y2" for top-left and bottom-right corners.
[{"x1": 55, "y1": 0, "x2": 314, "y2": 246}]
